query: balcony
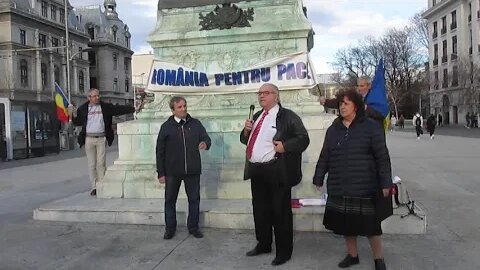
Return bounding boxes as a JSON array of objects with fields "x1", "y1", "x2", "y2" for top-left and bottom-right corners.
[
  {"x1": 451, "y1": 53, "x2": 457, "y2": 60},
  {"x1": 452, "y1": 79, "x2": 458, "y2": 87},
  {"x1": 442, "y1": 55, "x2": 448, "y2": 63},
  {"x1": 433, "y1": 58, "x2": 439, "y2": 66},
  {"x1": 442, "y1": 81, "x2": 448, "y2": 88},
  {"x1": 441, "y1": 27, "x2": 447, "y2": 35},
  {"x1": 450, "y1": 22, "x2": 457, "y2": 30}
]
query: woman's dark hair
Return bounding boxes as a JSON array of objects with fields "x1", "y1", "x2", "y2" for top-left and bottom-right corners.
[{"x1": 336, "y1": 89, "x2": 365, "y2": 117}]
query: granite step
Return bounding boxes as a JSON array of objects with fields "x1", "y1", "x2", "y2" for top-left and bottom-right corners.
[{"x1": 33, "y1": 192, "x2": 426, "y2": 234}]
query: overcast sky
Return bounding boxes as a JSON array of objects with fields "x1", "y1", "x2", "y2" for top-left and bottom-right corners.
[{"x1": 71, "y1": 0, "x2": 426, "y2": 73}]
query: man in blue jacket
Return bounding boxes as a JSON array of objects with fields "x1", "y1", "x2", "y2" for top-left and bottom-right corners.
[{"x1": 156, "y1": 96, "x2": 211, "y2": 240}]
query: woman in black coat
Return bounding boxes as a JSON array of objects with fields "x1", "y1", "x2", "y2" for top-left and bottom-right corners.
[{"x1": 313, "y1": 90, "x2": 392, "y2": 270}]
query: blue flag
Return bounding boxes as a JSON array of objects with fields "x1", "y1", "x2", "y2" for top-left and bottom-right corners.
[{"x1": 365, "y1": 59, "x2": 389, "y2": 117}]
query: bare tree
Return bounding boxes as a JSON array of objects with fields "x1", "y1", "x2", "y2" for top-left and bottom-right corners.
[
  {"x1": 454, "y1": 58, "x2": 480, "y2": 112},
  {"x1": 410, "y1": 9, "x2": 429, "y2": 53}
]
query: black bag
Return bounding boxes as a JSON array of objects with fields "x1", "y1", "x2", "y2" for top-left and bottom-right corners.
[
  {"x1": 375, "y1": 189, "x2": 393, "y2": 221},
  {"x1": 415, "y1": 117, "x2": 421, "y2": 126}
]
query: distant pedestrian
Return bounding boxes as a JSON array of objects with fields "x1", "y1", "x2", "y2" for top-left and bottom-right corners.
[
  {"x1": 412, "y1": 113, "x2": 423, "y2": 140},
  {"x1": 472, "y1": 113, "x2": 478, "y2": 128},
  {"x1": 438, "y1": 114, "x2": 443, "y2": 127},
  {"x1": 390, "y1": 115, "x2": 397, "y2": 132},
  {"x1": 399, "y1": 115, "x2": 405, "y2": 129},
  {"x1": 426, "y1": 114, "x2": 436, "y2": 139},
  {"x1": 465, "y1": 112, "x2": 471, "y2": 128}
]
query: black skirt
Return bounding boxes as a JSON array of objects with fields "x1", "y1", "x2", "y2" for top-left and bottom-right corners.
[{"x1": 323, "y1": 195, "x2": 382, "y2": 236}]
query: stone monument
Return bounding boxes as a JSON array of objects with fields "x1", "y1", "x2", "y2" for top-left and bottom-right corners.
[{"x1": 97, "y1": 0, "x2": 334, "y2": 200}]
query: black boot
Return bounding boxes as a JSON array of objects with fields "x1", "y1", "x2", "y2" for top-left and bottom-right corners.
[
  {"x1": 338, "y1": 254, "x2": 359, "y2": 268},
  {"x1": 374, "y1": 259, "x2": 386, "y2": 270}
]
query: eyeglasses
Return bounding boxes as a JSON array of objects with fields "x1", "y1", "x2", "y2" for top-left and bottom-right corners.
[
  {"x1": 89, "y1": 95, "x2": 99, "y2": 98},
  {"x1": 257, "y1": 91, "x2": 277, "y2": 96}
]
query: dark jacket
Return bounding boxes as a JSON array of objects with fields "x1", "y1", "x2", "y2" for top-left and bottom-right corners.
[
  {"x1": 313, "y1": 115, "x2": 392, "y2": 197},
  {"x1": 156, "y1": 114, "x2": 211, "y2": 177},
  {"x1": 324, "y1": 97, "x2": 385, "y2": 128},
  {"x1": 72, "y1": 101, "x2": 135, "y2": 147},
  {"x1": 426, "y1": 115, "x2": 436, "y2": 130},
  {"x1": 240, "y1": 106, "x2": 310, "y2": 187}
]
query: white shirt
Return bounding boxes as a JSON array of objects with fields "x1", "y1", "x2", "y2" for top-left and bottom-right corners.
[
  {"x1": 248, "y1": 104, "x2": 279, "y2": 163},
  {"x1": 174, "y1": 116, "x2": 186, "y2": 124},
  {"x1": 86, "y1": 104, "x2": 105, "y2": 134}
]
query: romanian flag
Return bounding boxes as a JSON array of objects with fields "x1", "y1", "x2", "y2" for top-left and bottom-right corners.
[{"x1": 55, "y1": 83, "x2": 70, "y2": 123}]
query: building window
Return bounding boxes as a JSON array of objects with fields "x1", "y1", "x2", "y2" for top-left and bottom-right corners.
[
  {"x1": 433, "y1": 22, "x2": 438, "y2": 38},
  {"x1": 433, "y1": 0, "x2": 436, "y2": 6},
  {"x1": 441, "y1": 16, "x2": 447, "y2": 34},
  {"x1": 20, "y1": 29, "x2": 26, "y2": 45},
  {"x1": 124, "y1": 58, "x2": 129, "y2": 72},
  {"x1": 51, "y1": 5, "x2": 57, "y2": 21},
  {"x1": 60, "y1": 9, "x2": 65, "y2": 23},
  {"x1": 442, "y1": 40, "x2": 447, "y2": 63},
  {"x1": 41, "y1": 1, "x2": 48, "y2": 17},
  {"x1": 79, "y1": 71, "x2": 85, "y2": 92},
  {"x1": 451, "y1": 11, "x2": 456, "y2": 30},
  {"x1": 442, "y1": 68, "x2": 448, "y2": 88},
  {"x1": 88, "y1": 27, "x2": 95, "y2": 40},
  {"x1": 78, "y1": 47, "x2": 83, "y2": 59},
  {"x1": 113, "y1": 53, "x2": 118, "y2": 70},
  {"x1": 51, "y1": 37, "x2": 59, "y2": 52},
  {"x1": 20, "y1": 59, "x2": 28, "y2": 86},
  {"x1": 54, "y1": 65, "x2": 60, "y2": 84},
  {"x1": 452, "y1": 66, "x2": 458, "y2": 86},
  {"x1": 434, "y1": 44, "x2": 438, "y2": 65},
  {"x1": 125, "y1": 79, "x2": 129, "y2": 92},
  {"x1": 452, "y1": 36, "x2": 457, "y2": 60},
  {"x1": 113, "y1": 28, "x2": 117, "y2": 42},
  {"x1": 113, "y1": 78, "x2": 118, "y2": 92},
  {"x1": 39, "y1": 34, "x2": 47, "y2": 48},
  {"x1": 88, "y1": 51, "x2": 96, "y2": 65},
  {"x1": 434, "y1": 71, "x2": 439, "y2": 90},
  {"x1": 125, "y1": 36, "x2": 130, "y2": 48},
  {"x1": 41, "y1": 63, "x2": 48, "y2": 88}
]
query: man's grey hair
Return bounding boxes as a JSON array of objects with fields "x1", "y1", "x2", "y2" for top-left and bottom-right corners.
[
  {"x1": 87, "y1": 88, "x2": 99, "y2": 97},
  {"x1": 169, "y1": 96, "x2": 187, "y2": 110},
  {"x1": 260, "y1": 83, "x2": 281, "y2": 103},
  {"x1": 357, "y1": 76, "x2": 372, "y2": 85}
]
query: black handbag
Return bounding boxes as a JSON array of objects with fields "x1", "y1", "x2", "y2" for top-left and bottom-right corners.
[{"x1": 375, "y1": 189, "x2": 393, "y2": 221}]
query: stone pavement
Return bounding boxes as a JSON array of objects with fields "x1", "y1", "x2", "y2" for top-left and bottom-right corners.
[{"x1": 0, "y1": 131, "x2": 479, "y2": 269}]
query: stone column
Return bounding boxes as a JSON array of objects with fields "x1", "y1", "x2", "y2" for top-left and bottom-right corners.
[
  {"x1": 72, "y1": 60, "x2": 78, "y2": 95},
  {"x1": 35, "y1": 50, "x2": 42, "y2": 101},
  {"x1": 49, "y1": 53, "x2": 55, "y2": 100}
]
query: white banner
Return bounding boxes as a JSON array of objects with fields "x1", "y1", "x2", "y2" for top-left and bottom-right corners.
[{"x1": 146, "y1": 52, "x2": 318, "y2": 95}]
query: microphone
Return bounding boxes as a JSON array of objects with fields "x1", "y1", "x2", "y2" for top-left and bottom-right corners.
[{"x1": 248, "y1": 105, "x2": 255, "y2": 120}]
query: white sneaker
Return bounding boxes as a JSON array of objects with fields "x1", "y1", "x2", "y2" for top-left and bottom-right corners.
[
  {"x1": 431, "y1": 135, "x2": 434, "y2": 139},
  {"x1": 417, "y1": 137, "x2": 420, "y2": 140}
]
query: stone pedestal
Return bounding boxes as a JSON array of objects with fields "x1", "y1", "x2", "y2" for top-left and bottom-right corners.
[{"x1": 98, "y1": 0, "x2": 333, "y2": 199}]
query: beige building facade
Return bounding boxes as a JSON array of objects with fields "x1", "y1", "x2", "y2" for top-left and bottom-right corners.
[{"x1": 424, "y1": 0, "x2": 480, "y2": 125}]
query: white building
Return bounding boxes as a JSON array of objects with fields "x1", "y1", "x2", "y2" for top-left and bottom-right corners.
[{"x1": 423, "y1": 0, "x2": 480, "y2": 125}]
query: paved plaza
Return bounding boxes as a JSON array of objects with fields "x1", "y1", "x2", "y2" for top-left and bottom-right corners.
[{"x1": 0, "y1": 128, "x2": 479, "y2": 270}]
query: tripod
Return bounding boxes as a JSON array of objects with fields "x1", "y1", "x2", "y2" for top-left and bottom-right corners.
[{"x1": 400, "y1": 190, "x2": 424, "y2": 220}]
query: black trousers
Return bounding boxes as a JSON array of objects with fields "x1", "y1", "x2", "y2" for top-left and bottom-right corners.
[
  {"x1": 249, "y1": 160, "x2": 293, "y2": 259},
  {"x1": 164, "y1": 175, "x2": 200, "y2": 233}
]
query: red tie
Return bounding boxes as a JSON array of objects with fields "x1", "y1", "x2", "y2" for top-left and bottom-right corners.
[{"x1": 246, "y1": 111, "x2": 268, "y2": 160}]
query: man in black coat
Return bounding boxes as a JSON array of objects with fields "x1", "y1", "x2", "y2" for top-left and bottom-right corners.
[
  {"x1": 156, "y1": 96, "x2": 211, "y2": 240},
  {"x1": 240, "y1": 83, "x2": 310, "y2": 266},
  {"x1": 70, "y1": 88, "x2": 137, "y2": 196}
]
